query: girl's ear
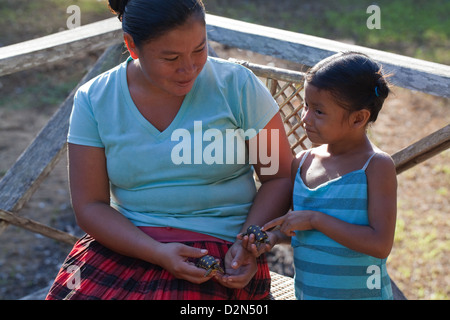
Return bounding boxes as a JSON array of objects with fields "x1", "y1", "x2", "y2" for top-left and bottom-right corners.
[
  {"x1": 124, "y1": 33, "x2": 139, "y2": 60},
  {"x1": 351, "y1": 109, "x2": 371, "y2": 129}
]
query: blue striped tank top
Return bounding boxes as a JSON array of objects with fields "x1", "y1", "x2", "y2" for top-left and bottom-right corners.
[{"x1": 292, "y1": 151, "x2": 393, "y2": 300}]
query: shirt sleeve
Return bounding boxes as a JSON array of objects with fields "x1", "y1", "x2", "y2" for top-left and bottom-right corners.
[
  {"x1": 238, "y1": 71, "x2": 279, "y2": 139},
  {"x1": 67, "y1": 87, "x2": 105, "y2": 148}
]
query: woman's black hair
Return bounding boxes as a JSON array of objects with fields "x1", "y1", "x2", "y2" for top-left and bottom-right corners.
[
  {"x1": 305, "y1": 51, "x2": 391, "y2": 123},
  {"x1": 108, "y1": 0, "x2": 206, "y2": 47}
]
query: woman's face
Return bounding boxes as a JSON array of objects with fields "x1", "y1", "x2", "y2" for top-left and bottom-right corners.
[{"x1": 131, "y1": 17, "x2": 208, "y2": 97}]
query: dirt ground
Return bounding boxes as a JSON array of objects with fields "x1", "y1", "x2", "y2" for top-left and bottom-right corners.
[{"x1": 0, "y1": 43, "x2": 448, "y2": 300}]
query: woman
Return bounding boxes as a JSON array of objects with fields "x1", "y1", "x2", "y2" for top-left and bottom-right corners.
[{"x1": 46, "y1": 0, "x2": 292, "y2": 300}]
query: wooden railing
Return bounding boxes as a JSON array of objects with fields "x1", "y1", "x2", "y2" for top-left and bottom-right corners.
[{"x1": 1, "y1": 14, "x2": 449, "y2": 300}]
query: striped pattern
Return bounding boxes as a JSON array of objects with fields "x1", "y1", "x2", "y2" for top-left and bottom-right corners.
[
  {"x1": 291, "y1": 151, "x2": 393, "y2": 300},
  {"x1": 45, "y1": 233, "x2": 270, "y2": 300}
]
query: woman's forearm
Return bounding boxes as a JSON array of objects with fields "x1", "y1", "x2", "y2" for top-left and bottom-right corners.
[
  {"x1": 68, "y1": 144, "x2": 165, "y2": 266},
  {"x1": 74, "y1": 202, "x2": 164, "y2": 265},
  {"x1": 242, "y1": 113, "x2": 293, "y2": 233},
  {"x1": 242, "y1": 176, "x2": 292, "y2": 232}
]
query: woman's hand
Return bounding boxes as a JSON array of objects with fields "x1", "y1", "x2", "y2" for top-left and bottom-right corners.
[
  {"x1": 155, "y1": 242, "x2": 214, "y2": 284},
  {"x1": 215, "y1": 241, "x2": 258, "y2": 289}
]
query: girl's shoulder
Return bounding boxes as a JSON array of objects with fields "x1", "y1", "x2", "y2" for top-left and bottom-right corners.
[
  {"x1": 292, "y1": 149, "x2": 309, "y2": 169},
  {"x1": 366, "y1": 150, "x2": 397, "y2": 182},
  {"x1": 291, "y1": 146, "x2": 323, "y2": 169},
  {"x1": 290, "y1": 148, "x2": 314, "y2": 182},
  {"x1": 368, "y1": 148, "x2": 395, "y2": 170}
]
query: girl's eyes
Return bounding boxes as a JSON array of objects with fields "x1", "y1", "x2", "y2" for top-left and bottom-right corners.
[{"x1": 303, "y1": 102, "x2": 324, "y2": 115}]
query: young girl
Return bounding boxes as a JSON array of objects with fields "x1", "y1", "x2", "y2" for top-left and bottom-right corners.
[{"x1": 262, "y1": 52, "x2": 397, "y2": 300}]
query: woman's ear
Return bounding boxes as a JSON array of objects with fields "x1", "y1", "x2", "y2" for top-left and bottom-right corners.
[
  {"x1": 351, "y1": 109, "x2": 371, "y2": 129},
  {"x1": 124, "y1": 33, "x2": 139, "y2": 59}
]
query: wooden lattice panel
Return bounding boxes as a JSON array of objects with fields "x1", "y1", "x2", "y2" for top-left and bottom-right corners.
[
  {"x1": 266, "y1": 78, "x2": 310, "y2": 155},
  {"x1": 230, "y1": 59, "x2": 311, "y2": 156}
]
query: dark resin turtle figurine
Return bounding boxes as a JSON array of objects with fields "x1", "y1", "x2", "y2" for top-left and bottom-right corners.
[
  {"x1": 196, "y1": 255, "x2": 224, "y2": 277},
  {"x1": 241, "y1": 225, "x2": 269, "y2": 245}
]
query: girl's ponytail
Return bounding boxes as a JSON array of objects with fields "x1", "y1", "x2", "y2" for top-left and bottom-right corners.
[{"x1": 374, "y1": 72, "x2": 390, "y2": 100}]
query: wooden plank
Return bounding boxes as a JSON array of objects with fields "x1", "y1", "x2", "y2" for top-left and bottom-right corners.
[
  {"x1": 392, "y1": 125, "x2": 450, "y2": 174},
  {"x1": 0, "y1": 43, "x2": 127, "y2": 234},
  {"x1": 0, "y1": 209, "x2": 78, "y2": 245},
  {"x1": 0, "y1": 15, "x2": 449, "y2": 98},
  {"x1": 205, "y1": 14, "x2": 450, "y2": 98},
  {"x1": 0, "y1": 18, "x2": 123, "y2": 77},
  {"x1": 229, "y1": 58, "x2": 305, "y2": 83}
]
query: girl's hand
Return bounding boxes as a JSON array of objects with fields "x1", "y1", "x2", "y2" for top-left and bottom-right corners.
[
  {"x1": 155, "y1": 242, "x2": 214, "y2": 284},
  {"x1": 262, "y1": 210, "x2": 316, "y2": 236}
]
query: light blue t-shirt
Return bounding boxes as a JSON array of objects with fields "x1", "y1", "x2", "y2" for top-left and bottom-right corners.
[{"x1": 68, "y1": 56, "x2": 279, "y2": 242}]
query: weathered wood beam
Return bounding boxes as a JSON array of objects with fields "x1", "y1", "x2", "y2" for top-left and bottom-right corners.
[
  {"x1": 206, "y1": 14, "x2": 450, "y2": 98},
  {"x1": 0, "y1": 43, "x2": 127, "y2": 234},
  {"x1": 392, "y1": 125, "x2": 450, "y2": 174},
  {"x1": 229, "y1": 58, "x2": 305, "y2": 83},
  {"x1": 0, "y1": 15, "x2": 449, "y2": 98},
  {"x1": 0, "y1": 209, "x2": 78, "y2": 245},
  {"x1": 0, "y1": 18, "x2": 123, "y2": 77}
]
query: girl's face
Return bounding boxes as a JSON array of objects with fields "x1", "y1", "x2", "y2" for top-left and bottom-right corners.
[
  {"x1": 130, "y1": 17, "x2": 208, "y2": 97},
  {"x1": 301, "y1": 81, "x2": 352, "y2": 145}
]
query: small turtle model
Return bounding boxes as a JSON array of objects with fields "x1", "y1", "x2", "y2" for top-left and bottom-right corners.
[
  {"x1": 241, "y1": 225, "x2": 270, "y2": 245},
  {"x1": 196, "y1": 255, "x2": 224, "y2": 277}
]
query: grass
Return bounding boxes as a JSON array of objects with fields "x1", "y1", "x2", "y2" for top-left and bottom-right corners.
[
  {"x1": 0, "y1": 0, "x2": 111, "y2": 111},
  {"x1": 387, "y1": 148, "x2": 449, "y2": 299},
  {"x1": 0, "y1": 0, "x2": 111, "y2": 46},
  {"x1": 0, "y1": 72, "x2": 79, "y2": 111}
]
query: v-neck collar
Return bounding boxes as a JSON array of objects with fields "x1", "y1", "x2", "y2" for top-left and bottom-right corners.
[{"x1": 119, "y1": 57, "x2": 198, "y2": 140}]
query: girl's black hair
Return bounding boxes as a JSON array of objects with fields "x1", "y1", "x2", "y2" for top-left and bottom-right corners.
[
  {"x1": 305, "y1": 51, "x2": 391, "y2": 123},
  {"x1": 108, "y1": 0, "x2": 206, "y2": 47}
]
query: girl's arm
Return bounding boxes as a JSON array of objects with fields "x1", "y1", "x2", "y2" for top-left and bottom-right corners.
[
  {"x1": 264, "y1": 152, "x2": 397, "y2": 259},
  {"x1": 68, "y1": 143, "x2": 212, "y2": 283},
  {"x1": 317, "y1": 152, "x2": 397, "y2": 259}
]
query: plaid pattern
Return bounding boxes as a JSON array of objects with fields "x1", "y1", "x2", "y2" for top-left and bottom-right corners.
[{"x1": 45, "y1": 233, "x2": 270, "y2": 300}]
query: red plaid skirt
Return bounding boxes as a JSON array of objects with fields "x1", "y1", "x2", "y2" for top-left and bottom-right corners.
[{"x1": 45, "y1": 228, "x2": 271, "y2": 300}]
